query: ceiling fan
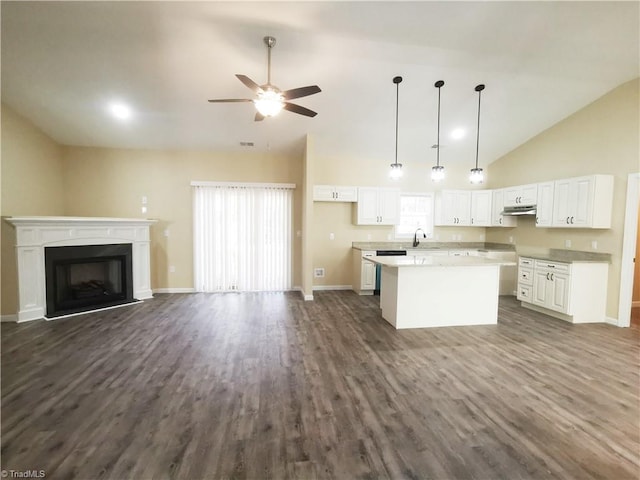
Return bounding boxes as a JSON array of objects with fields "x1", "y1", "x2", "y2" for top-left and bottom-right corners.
[{"x1": 208, "y1": 36, "x2": 321, "y2": 121}]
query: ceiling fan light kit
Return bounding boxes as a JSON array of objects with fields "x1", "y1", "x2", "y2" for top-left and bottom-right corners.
[
  {"x1": 389, "y1": 76, "x2": 403, "y2": 180},
  {"x1": 208, "y1": 36, "x2": 321, "y2": 121},
  {"x1": 431, "y1": 80, "x2": 445, "y2": 182}
]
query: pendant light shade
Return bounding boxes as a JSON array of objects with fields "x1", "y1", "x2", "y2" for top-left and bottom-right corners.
[
  {"x1": 431, "y1": 80, "x2": 445, "y2": 182},
  {"x1": 470, "y1": 84, "x2": 485, "y2": 184},
  {"x1": 389, "y1": 76, "x2": 403, "y2": 180}
]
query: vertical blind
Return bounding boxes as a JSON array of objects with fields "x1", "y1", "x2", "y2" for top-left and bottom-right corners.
[{"x1": 193, "y1": 183, "x2": 293, "y2": 292}]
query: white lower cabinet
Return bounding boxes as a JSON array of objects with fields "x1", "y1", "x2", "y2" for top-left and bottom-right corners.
[
  {"x1": 517, "y1": 257, "x2": 608, "y2": 323},
  {"x1": 352, "y1": 250, "x2": 376, "y2": 295}
]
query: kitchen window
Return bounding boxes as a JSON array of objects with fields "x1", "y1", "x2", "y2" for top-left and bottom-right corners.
[{"x1": 394, "y1": 193, "x2": 434, "y2": 239}]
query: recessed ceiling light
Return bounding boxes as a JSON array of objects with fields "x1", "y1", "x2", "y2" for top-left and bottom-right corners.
[
  {"x1": 109, "y1": 102, "x2": 132, "y2": 120},
  {"x1": 450, "y1": 128, "x2": 466, "y2": 140}
]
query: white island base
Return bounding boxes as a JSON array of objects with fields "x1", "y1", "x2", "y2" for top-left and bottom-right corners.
[{"x1": 368, "y1": 256, "x2": 509, "y2": 329}]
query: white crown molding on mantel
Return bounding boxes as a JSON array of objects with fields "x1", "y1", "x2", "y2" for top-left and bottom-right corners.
[{"x1": 4, "y1": 216, "x2": 157, "y2": 322}]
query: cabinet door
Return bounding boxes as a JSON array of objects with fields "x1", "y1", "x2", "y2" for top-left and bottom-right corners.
[
  {"x1": 313, "y1": 185, "x2": 336, "y2": 201},
  {"x1": 491, "y1": 189, "x2": 516, "y2": 227},
  {"x1": 504, "y1": 187, "x2": 520, "y2": 207},
  {"x1": 571, "y1": 177, "x2": 594, "y2": 227},
  {"x1": 471, "y1": 190, "x2": 492, "y2": 226},
  {"x1": 455, "y1": 191, "x2": 471, "y2": 225},
  {"x1": 377, "y1": 188, "x2": 400, "y2": 225},
  {"x1": 334, "y1": 186, "x2": 358, "y2": 202},
  {"x1": 532, "y1": 270, "x2": 550, "y2": 307},
  {"x1": 361, "y1": 260, "x2": 376, "y2": 290},
  {"x1": 549, "y1": 272, "x2": 570, "y2": 313},
  {"x1": 436, "y1": 191, "x2": 457, "y2": 225},
  {"x1": 356, "y1": 187, "x2": 379, "y2": 224},
  {"x1": 552, "y1": 179, "x2": 572, "y2": 226},
  {"x1": 536, "y1": 182, "x2": 554, "y2": 227},
  {"x1": 520, "y1": 184, "x2": 538, "y2": 205}
]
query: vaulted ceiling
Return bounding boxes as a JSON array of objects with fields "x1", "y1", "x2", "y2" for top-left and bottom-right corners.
[{"x1": 2, "y1": 1, "x2": 638, "y2": 166}]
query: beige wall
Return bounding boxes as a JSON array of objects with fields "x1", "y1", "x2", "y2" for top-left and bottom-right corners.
[
  {"x1": 1, "y1": 104, "x2": 66, "y2": 315},
  {"x1": 61, "y1": 147, "x2": 304, "y2": 291},
  {"x1": 486, "y1": 78, "x2": 640, "y2": 320}
]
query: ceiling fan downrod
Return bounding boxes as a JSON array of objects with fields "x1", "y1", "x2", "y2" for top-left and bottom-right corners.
[{"x1": 264, "y1": 36, "x2": 276, "y2": 86}]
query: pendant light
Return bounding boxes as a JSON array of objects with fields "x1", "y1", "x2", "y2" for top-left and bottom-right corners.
[
  {"x1": 431, "y1": 80, "x2": 445, "y2": 182},
  {"x1": 389, "y1": 76, "x2": 403, "y2": 180},
  {"x1": 470, "y1": 84, "x2": 485, "y2": 184}
]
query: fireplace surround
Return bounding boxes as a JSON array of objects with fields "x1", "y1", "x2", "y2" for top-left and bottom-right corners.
[{"x1": 5, "y1": 216, "x2": 155, "y2": 321}]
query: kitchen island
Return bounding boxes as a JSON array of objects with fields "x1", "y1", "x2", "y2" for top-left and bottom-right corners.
[{"x1": 365, "y1": 255, "x2": 516, "y2": 329}]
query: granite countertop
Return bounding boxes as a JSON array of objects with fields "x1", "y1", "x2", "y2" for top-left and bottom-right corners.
[
  {"x1": 352, "y1": 242, "x2": 515, "y2": 252},
  {"x1": 519, "y1": 248, "x2": 611, "y2": 264},
  {"x1": 364, "y1": 255, "x2": 517, "y2": 268}
]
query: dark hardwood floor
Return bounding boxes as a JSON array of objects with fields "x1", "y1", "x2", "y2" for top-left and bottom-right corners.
[{"x1": 1, "y1": 292, "x2": 639, "y2": 479}]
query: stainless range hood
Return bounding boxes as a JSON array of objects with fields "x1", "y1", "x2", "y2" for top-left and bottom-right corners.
[{"x1": 501, "y1": 205, "x2": 537, "y2": 216}]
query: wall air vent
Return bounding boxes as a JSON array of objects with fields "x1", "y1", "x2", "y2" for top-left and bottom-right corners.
[{"x1": 239, "y1": 141, "x2": 254, "y2": 147}]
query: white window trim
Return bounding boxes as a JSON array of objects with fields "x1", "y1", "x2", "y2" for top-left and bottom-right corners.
[
  {"x1": 394, "y1": 192, "x2": 435, "y2": 240},
  {"x1": 191, "y1": 181, "x2": 295, "y2": 189}
]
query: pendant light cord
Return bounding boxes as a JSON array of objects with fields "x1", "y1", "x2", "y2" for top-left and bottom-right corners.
[
  {"x1": 395, "y1": 80, "x2": 399, "y2": 166},
  {"x1": 436, "y1": 85, "x2": 441, "y2": 167},
  {"x1": 475, "y1": 86, "x2": 482, "y2": 169}
]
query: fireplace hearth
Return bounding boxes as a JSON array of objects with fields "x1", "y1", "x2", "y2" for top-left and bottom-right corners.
[{"x1": 45, "y1": 244, "x2": 135, "y2": 318}]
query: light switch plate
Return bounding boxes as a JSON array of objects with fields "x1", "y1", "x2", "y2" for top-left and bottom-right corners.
[{"x1": 565, "y1": 239, "x2": 572, "y2": 248}]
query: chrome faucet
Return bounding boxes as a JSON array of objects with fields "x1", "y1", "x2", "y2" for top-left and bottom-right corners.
[{"x1": 413, "y1": 228, "x2": 426, "y2": 247}]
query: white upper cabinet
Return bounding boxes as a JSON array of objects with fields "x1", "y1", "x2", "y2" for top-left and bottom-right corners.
[
  {"x1": 435, "y1": 190, "x2": 471, "y2": 226},
  {"x1": 313, "y1": 185, "x2": 358, "y2": 202},
  {"x1": 470, "y1": 190, "x2": 493, "y2": 226},
  {"x1": 551, "y1": 175, "x2": 614, "y2": 228},
  {"x1": 504, "y1": 183, "x2": 538, "y2": 207},
  {"x1": 355, "y1": 187, "x2": 400, "y2": 225},
  {"x1": 491, "y1": 189, "x2": 517, "y2": 227},
  {"x1": 535, "y1": 182, "x2": 555, "y2": 227}
]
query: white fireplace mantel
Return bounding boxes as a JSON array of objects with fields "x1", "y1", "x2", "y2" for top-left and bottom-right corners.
[{"x1": 4, "y1": 216, "x2": 156, "y2": 322}]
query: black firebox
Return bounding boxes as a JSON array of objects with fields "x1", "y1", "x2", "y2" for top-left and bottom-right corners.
[{"x1": 45, "y1": 244, "x2": 135, "y2": 318}]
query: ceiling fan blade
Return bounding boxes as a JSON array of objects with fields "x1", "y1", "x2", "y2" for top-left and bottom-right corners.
[
  {"x1": 255, "y1": 112, "x2": 265, "y2": 122},
  {"x1": 282, "y1": 85, "x2": 321, "y2": 100},
  {"x1": 208, "y1": 98, "x2": 252, "y2": 103},
  {"x1": 236, "y1": 74, "x2": 263, "y2": 93},
  {"x1": 283, "y1": 102, "x2": 317, "y2": 117}
]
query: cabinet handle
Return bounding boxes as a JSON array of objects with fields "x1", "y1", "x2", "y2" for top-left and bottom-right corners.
[
  {"x1": 547, "y1": 264, "x2": 555, "y2": 268},
  {"x1": 570, "y1": 216, "x2": 574, "y2": 224},
  {"x1": 566, "y1": 217, "x2": 570, "y2": 224},
  {"x1": 499, "y1": 218, "x2": 502, "y2": 224},
  {"x1": 546, "y1": 272, "x2": 550, "y2": 280},
  {"x1": 335, "y1": 192, "x2": 339, "y2": 199},
  {"x1": 471, "y1": 218, "x2": 474, "y2": 225},
  {"x1": 550, "y1": 273, "x2": 554, "y2": 281}
]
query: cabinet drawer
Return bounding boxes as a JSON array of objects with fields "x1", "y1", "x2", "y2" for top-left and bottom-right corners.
[
  {"x1": 534, "y1": 260, "x2": 570, "y2": 273},
  {"x1": 518, "y1": 268, "x2": 533, "y2": 285},
  {"x1": 519, "y1": 257, "x2": 534, "y2": 267},
  {"x1": 517, "y1": 284, "x2": 532, "y2": 302}
]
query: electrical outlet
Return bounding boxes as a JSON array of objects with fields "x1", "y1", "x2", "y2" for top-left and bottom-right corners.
[
  {"x1": 314, "y1": 268, "x2": 325, "y2": 278},
  {"x1": 591, "y1": 240, "x2": 598, "y2": 249},
  {"x1": 509, "y1": 236, "x2": 514, "y2": 243},
  {"x1": 367, "y1": 234, "x2": 372, "y2": 241},
  {"x1": 169, "y1": 265, "x2": 176, "y2": 273},
  {"x1": 329, "y1": 233, "x2": 335, "y2": 240},
  {"x1": 141, "y1": 195, "x2": 148, "y2": 205},
  {"x1": 479, "y1": 234, "x2": 485, "y2": 241},
  {"x1": 565, "y1": 239, "x2": 572, "y2": 248},
  {"x1": 163, "y1": 229, "x2": 170, "y2": 237},
  {"x1": 141, "y1": 206, "x2": 147, "y2": 214}
]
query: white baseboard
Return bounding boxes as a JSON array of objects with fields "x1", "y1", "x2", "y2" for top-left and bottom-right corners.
[
  {"x1": 152, "y1": 288, "x2": 196, "y2": 294},
  {"x1": 604, "y1": 316, "x2": 619, "y2": 326},
  {"x1": 312, "y1": 285, "x2": 353, "y2": 291},
  {"x1": 1, "y1": 314, "x2": 17, "y2": 323}
]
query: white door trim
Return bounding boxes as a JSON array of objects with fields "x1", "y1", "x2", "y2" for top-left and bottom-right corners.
[{"x1": 618, "y1": 172, "x2": 640, "y2": 327}]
